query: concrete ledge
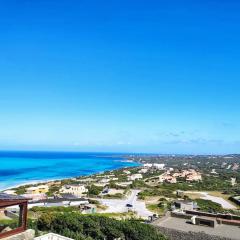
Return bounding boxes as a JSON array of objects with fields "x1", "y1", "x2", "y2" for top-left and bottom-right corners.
[
  {"x1": 34, "y1": 233, "x2": 74, "y2": 240},
  {"x1": 2, "y1": 229, "x2": 35, "y2": 240}
]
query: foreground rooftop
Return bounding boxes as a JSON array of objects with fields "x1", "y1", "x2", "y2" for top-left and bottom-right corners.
[
  {"x1": 34, "y1": 233, "x2": 73, "y2": 240},
  {"x1": 153, "y1": 216, "x2": 240, "y2": 240}
]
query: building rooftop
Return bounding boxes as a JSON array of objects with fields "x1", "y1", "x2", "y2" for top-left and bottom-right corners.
[
  {"x1": 0, "y1": 193, "x2": 28, "y2": 201},
  {"x1": 174, "y1": 200, "x2": 194, "y2": 204},
  {"x1": 34, "y1": 233, "x2": 74, "y2": 240},
  {"x1": 153, "y1": 216, "x2": 240, "y2": 240},
  {"x1": 32, "y1": 196, "x2": 89, "y2": 203}
]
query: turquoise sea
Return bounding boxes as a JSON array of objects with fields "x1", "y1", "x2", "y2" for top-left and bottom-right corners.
[{"x1": 0, "y1": 151, "x2": 139, "y2": 190}]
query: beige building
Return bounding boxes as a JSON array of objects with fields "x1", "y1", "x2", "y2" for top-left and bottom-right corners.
[
  {"x1": 26, "y1": 185, "x2": 49, "y2": 195},
  {"x1": 59, "y1": 184, "x2": 88, "y2": 197}
]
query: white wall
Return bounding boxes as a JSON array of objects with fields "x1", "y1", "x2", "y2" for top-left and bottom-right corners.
[{"x1": 34, "y1": 233, "x2": 73, "y2": 240}]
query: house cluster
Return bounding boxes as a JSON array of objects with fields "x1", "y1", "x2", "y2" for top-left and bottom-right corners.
[
  {"x1": 135, "y1": 163, "x2": 166, "y2": 174},
  {"x1": 173, "y1": 169, "x2": 202, "y2": 182},
  {"x1": 159, "y1": 169, "x2": 202, "y2": 184},
  {"x1": 5, "y1": 181, "x2": 90, "y2": 202},
  {"x1": 2, "y1": 182, "x2": 96, "y2": 215},
  {"x1": 159, "y1": 172, "x2": 177, "y2": 183}
]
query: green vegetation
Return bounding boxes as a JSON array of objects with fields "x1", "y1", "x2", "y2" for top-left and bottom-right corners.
[
  {"x1": 156, "y1": 175, "x2": 234, "y2": 192},
  {"x1": 130, "y1": 180, "x2": 148, "y2": 188},
  {"x1": 13, "y1": 185, "x2": 26, "y2": 195},
  {"x1": 46, "y1": 185, "x2": 61, "y2": 197},
  {"x1": 146, "y1": 198, "x2": 171, "y2": 215},
  {"x1": 195, "y1": 199, "x2": 224, "y2": 213},
  {"x1": 103, "y1": 193, "x2": 124, "y2": 199},
  {"x1": 31, "y1": 206, "x2": 80, "y2": 213},
  {"x1": 36, "y1": 213, "x2": 167, "y2": 240},
  {"x1": 88, "y1": 185, "x2": 103, "y2": 196},
  {"x1": 138, "y1": 188, "x2": 175, "y2": 200},
  {"x1": 0, "y1": 219, "x2": 18, "y2": 229}
]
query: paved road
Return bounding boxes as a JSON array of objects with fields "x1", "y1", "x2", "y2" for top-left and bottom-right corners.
[
  {"x1": 185, "y1": 191, "x2": 236, "y2": 209},
  {"x1": 99, "y1": 190, "x2": 153, "y2": 218}
]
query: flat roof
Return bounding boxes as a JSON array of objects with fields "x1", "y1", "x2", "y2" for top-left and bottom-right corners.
[
  {"x1": 0, "y1": 193, "x2": 28, "y2": 201},
  {"x1": 174, "y1": 200, "x2": 194, "y2": 204},
  {"x1": 31, "y1": 197, "x2": 89, "y2": 203},
  {"x1": 153, "y1": 216, "x2": 240, "y2": 240}
]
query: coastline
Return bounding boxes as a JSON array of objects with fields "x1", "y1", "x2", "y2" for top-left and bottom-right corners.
[
  {"x1": 1, "y1": 178, "x2": 64, "y2": 192},
  {"x1": 0, "y1": 159, "x2": 141, "y2": 192},
  {"x1": 0, "y1": 152, "x2": 141, "y2": 192}
]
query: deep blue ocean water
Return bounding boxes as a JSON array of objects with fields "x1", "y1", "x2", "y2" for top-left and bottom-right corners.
[{"x1": 0, "y1": 151, "x2": 139, "y2": 190}]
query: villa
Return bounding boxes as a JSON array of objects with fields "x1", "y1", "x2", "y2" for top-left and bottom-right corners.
[
  {"x1": 26, "y1": 185, "x2": 49, "y2": 195},
  {"x1": 127, "y1": 174, "x2": 143, "y2": 181},
  {"x1": 59, "y1": 184, "x2": 88, "y2": 198}
]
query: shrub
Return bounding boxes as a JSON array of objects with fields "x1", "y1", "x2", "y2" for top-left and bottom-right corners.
[{"x1": 36, "y1": 213, "x2": 168, "y2": 240}]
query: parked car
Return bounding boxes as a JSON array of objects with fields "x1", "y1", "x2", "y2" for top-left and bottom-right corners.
[{"x1": 126, "y1": 203, "x2": 133, "y2": 208}]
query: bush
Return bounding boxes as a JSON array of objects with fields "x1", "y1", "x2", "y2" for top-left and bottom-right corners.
[
  {"x1": 88, "y1": 185, "x2": 103, "y2": 196},
  {"x1": 31, "y1": 206, "x2": 79, "y2": 213},
  {"x1": 195, "y1": 199, "x2": 224, "y2": 213},
  {"x1": 37, "y1": 213, "x2": 167, "y2": 240}
]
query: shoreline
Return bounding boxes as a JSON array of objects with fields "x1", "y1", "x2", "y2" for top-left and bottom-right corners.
[
  {"x1": 1, "y1": 178, "x2": 65, "y2": 192},
  {"x1": 1, "y1": 160, "x2": 142, "y2": 192}
]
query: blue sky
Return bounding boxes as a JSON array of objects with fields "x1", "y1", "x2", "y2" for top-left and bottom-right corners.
[{"x1": 0, "y1": 0, "x2": 240, "y2": 154}]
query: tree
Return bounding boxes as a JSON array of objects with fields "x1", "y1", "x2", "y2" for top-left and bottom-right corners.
[{"x1": 88, "y1": 185, "x2": 103, "y2": 196}]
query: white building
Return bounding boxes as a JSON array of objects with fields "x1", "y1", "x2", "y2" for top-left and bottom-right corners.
[
  {"x1": 143, "y1": 163, "x2": 153, "y2": 168},
  {"x1": 22, "y1": 193, "x2": 47, "y2": 201},
  {"x1": 127, "y1": 174, "x2": 143, "y2": 181},
  {"x1": 99, "y1": 178, "x2": 110, "y2": 184},
  {"x1": 3, "y1": 190, "x2": 16, "y2": 195},
  {"x1": 231, "y1": 177, "x2": 237, "y2": 186},
  {"x1": 153, "y1": 163, "x2": 165, "y2": 170},
  {"x1": 139, "y1": 168, "x2": 148, "y2": 174},
  {"x1": 59, "y1": 184, "x2": 88, "y2": 198}
]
